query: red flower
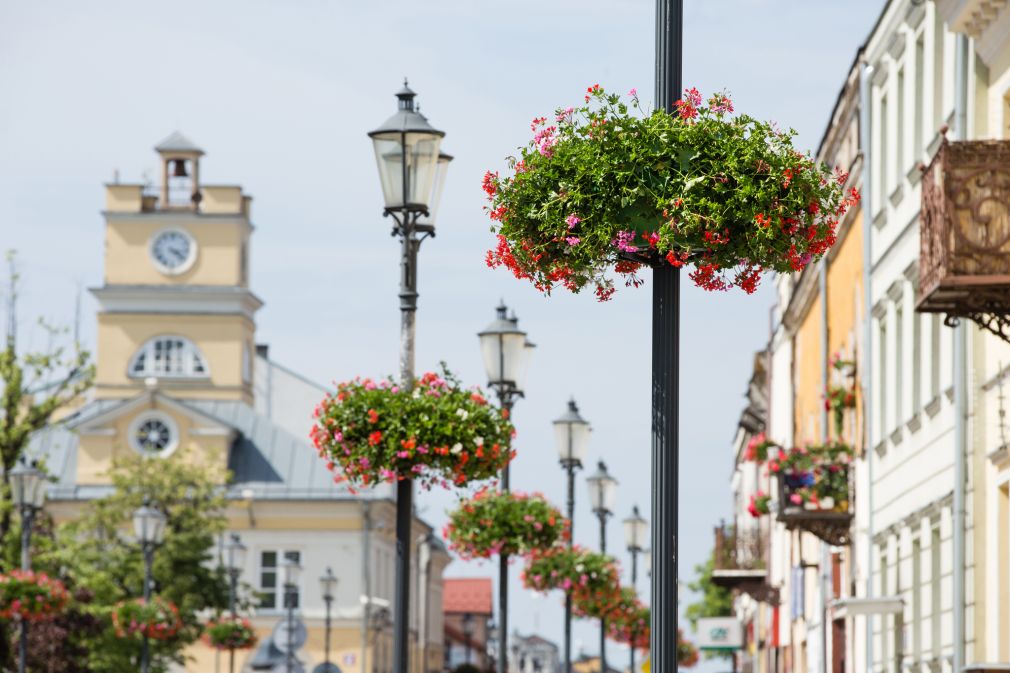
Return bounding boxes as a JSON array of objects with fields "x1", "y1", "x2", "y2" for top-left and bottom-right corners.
[{"x1": 368, "y1": 431, "x2": 383, "y2": 446}]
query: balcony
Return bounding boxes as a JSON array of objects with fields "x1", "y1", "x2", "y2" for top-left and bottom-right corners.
[
  {"x1": 776, "y1": 463, "x2": 853, "y2": 546},
  {"x1": 710, "y1": 524, "x2": 778, "y2": 604},
  {"x1": 917, "y1": 137, "x2": 1010, "y2": 342}
]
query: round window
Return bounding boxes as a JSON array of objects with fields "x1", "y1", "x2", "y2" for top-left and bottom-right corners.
[{"x1": 129, "y1": 412, "x2": 179, "y2": 457}]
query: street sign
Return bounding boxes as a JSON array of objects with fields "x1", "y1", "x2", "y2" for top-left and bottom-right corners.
[
  {"x1": 696, "y1": 617, "x2": 743, "y2": 650},
  {"x1": 272, "y1": 614, "x2": 308, "y2": 652}
]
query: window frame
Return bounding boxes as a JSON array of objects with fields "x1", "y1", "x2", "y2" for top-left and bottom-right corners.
[
  {"x1": 128, "y1": 335, "x2": 210, "y2": 380},
  {"x1": 127, "y1": 410, "x2": 180, "y2": 458},
  {"x1": 258, "y1": 548, "x2": 302, "y2": 611}
]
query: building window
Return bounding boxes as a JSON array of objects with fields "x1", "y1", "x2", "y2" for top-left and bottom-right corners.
[
  {"x1": 930, "y1": 315, "x2": 941, "y2": 399},
  {"x1": 259, "y1": 550, "x2": 301, "y2": 610},
  {"x1": 912, "y1": 312, "x2": 922, "y2": 414},
  {"x1": 933, "y1": 12, "x2": 947, "y2": 130},
  {"x1": 879, "y1": 318, "x2": 888, "y2": 435},
  {"x1": 128, "y1": 411, "x2": 180, "y2": 458},
  {"x1": 930, "y1": 524, "x2": 942, "y2": 660},
  {"x1": 896, "y1": 306, "x2": 904, "y2": 424},
  {"x1": 879, "y1": 93, "x2": 890, "y2": 203},
  {"x1": 915, "y1": 35, "x2": 926, "y2": 160},
  {"x1": 129, "y1": 336, "x2": 208, "y2": 379},
  {"x1": 896, "y1": 67, "x2": 905, "y2": 189}
]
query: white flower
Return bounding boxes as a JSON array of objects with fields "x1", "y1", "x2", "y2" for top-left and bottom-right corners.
[
  {"x1": 450, "y1": 443, "x2": 463, "y2": 455},
  {"x1": 456, "y1": 408, "x2": 469, "y2": 420},
  {"x1": 575, "y1": 564, "x2": 585, "y2": 572},
  {"x1": 412, "y1": 388, "x2": 422, "y2": 399},
  {"x1": 475, "y1": 437, "x2": 484, "y2": 447}
]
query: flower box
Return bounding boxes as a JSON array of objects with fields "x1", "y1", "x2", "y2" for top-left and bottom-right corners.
[{"x1": 0, "y1": 570, "x2": 69, "y2": 622}]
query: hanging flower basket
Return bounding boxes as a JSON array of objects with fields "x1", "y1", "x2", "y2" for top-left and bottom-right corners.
[
  {"x1": 204, "y1": 616, "x2": 258, "y2": 651},
  {"x1": 604, "y1": 588, "x2": 650, "y2": 650},
  {"x1": 677, "y1": 630, "x2": 700, "y2": 668},
  {"x1": 0, "y1": 570, "x2": 69, "y2": 622},
  {"x1": 444, "y1": 489, "x2": 568, "y2": 559},
  {"x1": 521, "y1": 545, "x2": 620, "y2": 616},
  {"x1": 311, "y1": 369, "x2": 514, "y2": 491},
  {"x1": 112, "y1": 596, "x2": 182, "y2": 641},
  {"x1": 484, "y1": 85, "x2": 859, "y2": 299}
]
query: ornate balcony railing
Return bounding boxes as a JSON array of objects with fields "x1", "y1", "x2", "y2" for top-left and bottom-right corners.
[
  {"x1": 710, "y1": 524, "x2": 778, "y2": 604},
  {"x1": 917, "y1": 136, "x2": 1010, "y2": 341}
]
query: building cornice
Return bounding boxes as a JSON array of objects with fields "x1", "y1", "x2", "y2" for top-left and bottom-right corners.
[{"x1": 90, "y1": 284, "x2": 263, "y2": 319}]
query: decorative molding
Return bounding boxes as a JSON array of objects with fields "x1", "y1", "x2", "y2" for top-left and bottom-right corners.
[
  {"x1": 872, "y1": 62, "x2": 889, "y2": 87},
  {"x1": 91, "y1": 285, "x2": 263, "y2": 321},
  {"x1": 889, "y1": 183, "x2": 905, "y2": 207},
  {"x1": 903, "y1": 261, "x2": 919, "y2": 284},
  {"x1": 887, "y1": 279, "x2": 905, "y2": 302},
  {"x1": 905, "y1": 2, "x2": 927, "y2": 28},
  {"x1": 906, "y1": 413, "x2": 922, "y2": 434},
  {"x1": 925, "y1": 395, "x2": 942, "y2": 417},
  {"x1": 988, "y1": 444, "x2": 1010, "y2": 470},
  {"x1": 890, "y1": 427, "x2": 904, "y2": 445},
  {"x1": 874, "y1": 209, "x2": 888, "y2": 230},
  {"x1": 887, "y1": 32, "x2": 907, "y2": 60},
  {"x1": 875, "y1": 439, "x2": 889, "y2": 458},
  {"x1": 907, "y1": 162, "x2": 924, "y2": 186},
  {"x1": 873, "y1": 300, "x2": 889, "y2": 320}
]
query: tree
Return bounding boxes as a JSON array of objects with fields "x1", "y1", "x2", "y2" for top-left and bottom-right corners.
[
  {"x1": 32, "y1": 450, "x2": 232, "y2": 673},
  {"x1": 685, "y1": 551, "x2": 734, "y2": 662},
  {"x1": 0, "y1": 250, "x2": 93, "y2": 667}
]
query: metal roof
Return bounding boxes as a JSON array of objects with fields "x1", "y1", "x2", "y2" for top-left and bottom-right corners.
[{"x1": 155, "y1": 131, "x2": 205, "y2": 155}]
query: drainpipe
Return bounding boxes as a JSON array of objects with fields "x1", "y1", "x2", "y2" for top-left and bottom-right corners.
[
  {"x1": 820, "y1": 260, "x2": 830, "y2": 673},
  {"x1": 952, "y1": 31, "x2": 970, "y2": 673},
  {"x1": 858, "y1": 59, "x2": 875, "y2": 673}
]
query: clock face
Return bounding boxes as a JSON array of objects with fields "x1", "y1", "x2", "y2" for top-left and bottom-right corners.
[{"x1": 151, "y1": 229, "x2": 195, "y2": 274}]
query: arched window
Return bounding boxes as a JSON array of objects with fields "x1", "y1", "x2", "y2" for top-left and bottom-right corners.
[{"x1": 129, "y1": 336, "x2": 208, "y2": 378}]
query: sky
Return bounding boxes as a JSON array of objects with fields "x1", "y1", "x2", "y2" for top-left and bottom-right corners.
[{"x1": 0, "y1": 1, "x2": 883, "y2": 671}]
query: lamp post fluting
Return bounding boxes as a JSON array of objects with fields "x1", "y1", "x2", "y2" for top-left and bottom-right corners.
[
  {"x1": 478, "y1": 301, "x2": 534, "y2": 673},
  {"x1": 586, "y1": 462, "x2": 617, "y2": 673},
  {"x1": 652, "y1": 2, "x2": 683, "y2": 672},
  {"x1": 225, "y1": 533, "x2": 247, "y2": 673},
  {"x1": 623, "y1": 506, "x2": 648, "y2": 673},
  {"x1": 282, "y1": 556, "x2": 303, "y2": 673},
  {"x1": 368, "y1": 80, "x2": 450, "y2": 673},
  {"x1": 320, "y1": 567, "x2": 338, "y2": 669},
  {"x1": 553, "y1": 400, "x2": 591, "y2": 673},
  {"x1": 133, "y1": 501, "x2": 167, "y2": 673},
  {"x1": 10, "y1": 460, "x2": 46, "y2": 673}
]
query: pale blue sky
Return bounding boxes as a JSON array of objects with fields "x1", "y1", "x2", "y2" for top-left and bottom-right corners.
[{"x1": 0, "y1": 1, "x2": 882, "y2": 670}]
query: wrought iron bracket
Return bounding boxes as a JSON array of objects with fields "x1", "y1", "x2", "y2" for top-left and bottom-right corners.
[{"x1": 778, "y1": 510, "x2": 853, "y2": 546}]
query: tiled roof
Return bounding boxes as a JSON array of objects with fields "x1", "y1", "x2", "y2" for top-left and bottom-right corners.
[{"x1": 443, "y1": 578, "x2": 493, "y2": 615}]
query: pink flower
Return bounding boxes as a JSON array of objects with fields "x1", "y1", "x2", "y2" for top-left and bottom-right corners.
[
  {"x1": 611, "y1": 230, "x2": 638, "y2": 253},
  {"x1": 556, "y1": 106, "x2": 574, "y2": 122},
  {"x1": 628, "y1": 88, "x2": 637, "y2": 97},
  {"x1": 790, "y1": 493, "x2": 803, "y2": 505},
  {"x1": 565, "y1": 236, "x2": 581, "y2": 246},
  {"x1": 684, "y1": 87, "x2": 702, "y2": 107},
  {"x1": 566, "y1": 214, "x2": 581, "y2": 230}
]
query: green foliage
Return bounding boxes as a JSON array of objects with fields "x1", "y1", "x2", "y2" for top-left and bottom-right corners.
[
  {"x1": 111, "y1": 596, "x2": 182, "y2": 640},
  {"x1": 485, "y1": 86, "x2": 858, "y2": 298},
  {"x1": 685, "y1": 553, "x2": 734, "y2": 661},
  {"x1": 445, "y1": 489, "x2": 567, "y2": 559},
  {"x1": 521, "y1": 545, "x2": 620, "y2": 618},
  {"x1": 31, "y1": 450, "x2": 231, "y2": 673},
  {"x1": 203, "y1": 616, "x2": 257, "y2": 651},
  {"x1": 311, "y1": 367, "x2": 514, "y2": 490}
]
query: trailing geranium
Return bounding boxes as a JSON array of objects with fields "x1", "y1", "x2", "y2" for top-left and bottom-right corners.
[
  {"x1": 311, "y1": 368, "x2": 514, "y2": 491},
  {"x1": 204, "y1": 616, "x2": 257, "y2": 651},
  {"x1": 744, "y1": 433, "x2": 778, "y2": 462},
  {"x1": 747, "y1": 491, "x2": 772, "y2": 518},
  {"x1": 678, "y1": 630, "x2": 700, "y2": 668},
  {"x1": 825, "y1": 353, "x2": 857, "y2": 436},
  {"x1": 521, "y1": 545, "x2": 620, "y2": 613},
  {"x1": 112, "y1": 596, "x2": 182, "y2": 641},
  {"x1": 0, "y1": 570, "x2": 69, "y2": 621},
  {"x1": 484, "y1": 85, "x2": 859, "y2": 299},
  {"x1": 605, "y1": 588, "x2": 649, "y2": 650},
  {"x1": 444, "y1": 488, "x2": 568, "y2": 559}
]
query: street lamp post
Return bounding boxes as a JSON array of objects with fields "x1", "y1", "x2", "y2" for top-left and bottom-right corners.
[
  {"x1": 133, "y1": 501, "x2": 168, "y2": 673},
  {"x1": 282, "y1": 556, "x2": 303, "y2": 673},
  {"x1": 9, "y1": 460, "x2": 46, "y2": 673},
  {"x1": 478, "y1": 301, "x2": 534, "y2": 673},
  {"x1": 321, "y1": 567, "x2": 338, "y2": 669},
  {"x1": 652, "y1": 2, "x2": 683, "y2": 672},
  {"x1": 553, "y1": 400, "x2": 591, "y2": 673},
  {"x1": 586, "y1": 462, "x2": 618, "y2": 673},
  {"x1": 461, "y1": 613, "x2": 476, "y2": 665},
  {"x1": 368, "y1": 80, "x2": 450, "y2": 673},
  {"x1": 623, "y1": 506, "x2": 648, "y2": 673},
  {"x1": 225, "y1": 533, "x2": 247, "y2": 673}
]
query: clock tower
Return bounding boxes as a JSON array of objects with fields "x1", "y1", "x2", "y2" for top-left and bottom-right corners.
[{"x1": 92, "y1": 133, "x2": 261, "y2": 404}]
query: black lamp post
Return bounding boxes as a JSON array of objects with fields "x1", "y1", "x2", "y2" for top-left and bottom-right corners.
[
  {"x1": 553, "y1": 400, "x2": 590, "y2": 673},
  {"x1": 623, "y1": 506, "x2": 648, "y2": 673},
  {"x1": 368, "y1": 80, "x2": 450, "y2": 673},
  {"x1": 652, "y1": 2, "x2": 683, "y2": 672},
  {"x1": 282, "y1": 556, "x2": 303, "y2": 673},
  {"x1": 320, "y1": 567, "x2": 338, "y2": 669},
  {"x1": 9, "y1": 460, "x2": 45, "y2": 673},
  {"x1": 478, "y1": 301, "x2": 534, "y2": 673},
  {"x1": 586, "y1": 462, "x2": 617, "y2": 673},
  {"x1": 461, "y1": 613, "x2": 476, "y2": 664},
  {"x1": 133, "y1": 501, "x2": 167, "y2": 673},
  {"x1": 225, "y1": 533, "x2": 247, "y2": 673}
]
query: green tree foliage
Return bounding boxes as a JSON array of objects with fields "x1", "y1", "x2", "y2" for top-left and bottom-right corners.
[
  {"x1": 30, "y1": 450, "x2": 232, "y2": 672},
  {"x1": 685, "y1": 552, "x2": 734, "y2": 661}
]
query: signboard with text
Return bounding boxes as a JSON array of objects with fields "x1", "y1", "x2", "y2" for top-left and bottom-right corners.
[{"x1": 696, "y1": 617, "x2": 743, "y2": 650}]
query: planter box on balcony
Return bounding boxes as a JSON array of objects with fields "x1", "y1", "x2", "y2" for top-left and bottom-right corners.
[
  {"x1": 776, "y1": 472, "x2": 853, "y2": 546},
  {"x1": 918, "y1": 137, "x2": 1010, "y2": 341}
]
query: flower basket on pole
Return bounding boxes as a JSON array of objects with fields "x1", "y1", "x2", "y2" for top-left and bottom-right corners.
[
  {"x1": 0, "y1": 570, "x2": 69, "y2": 622},
  {"x1": 521, "y1": 545, "x2": 621, "y2": 618},
  {"x1": 112, "y1": 596, "x2": 182, "y2": 641},
  {"x1": 311, "y1": 369, "x2": 514, "y2": 491},
  {"x1": 484, "y1": 86, "x2": 859, "y2": 299},
  {"x1": 203, "y1": 616, "x2": 257, "y2": 651},
  {"x1": 445, "y1": 489, "x2": 568, "y2": 560}
]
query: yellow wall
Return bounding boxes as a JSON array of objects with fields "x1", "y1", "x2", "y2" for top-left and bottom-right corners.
[
  {"x1": 103, "y1": 215, "x2": 249, "y2": 287},
  {"x1": 95, "y1": 312, "x2": 253, "y2": 401},
  {"x1": 825, "y1": 212, "x2": 864, "y2": 448},
  {"x1": 793, "y1": 291, "x2": 823, "y2": 446}
]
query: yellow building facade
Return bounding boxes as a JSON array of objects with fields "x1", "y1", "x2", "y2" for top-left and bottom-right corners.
[{"x1": 33, "y1": 134, "x2": 450, "y2": 673}]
